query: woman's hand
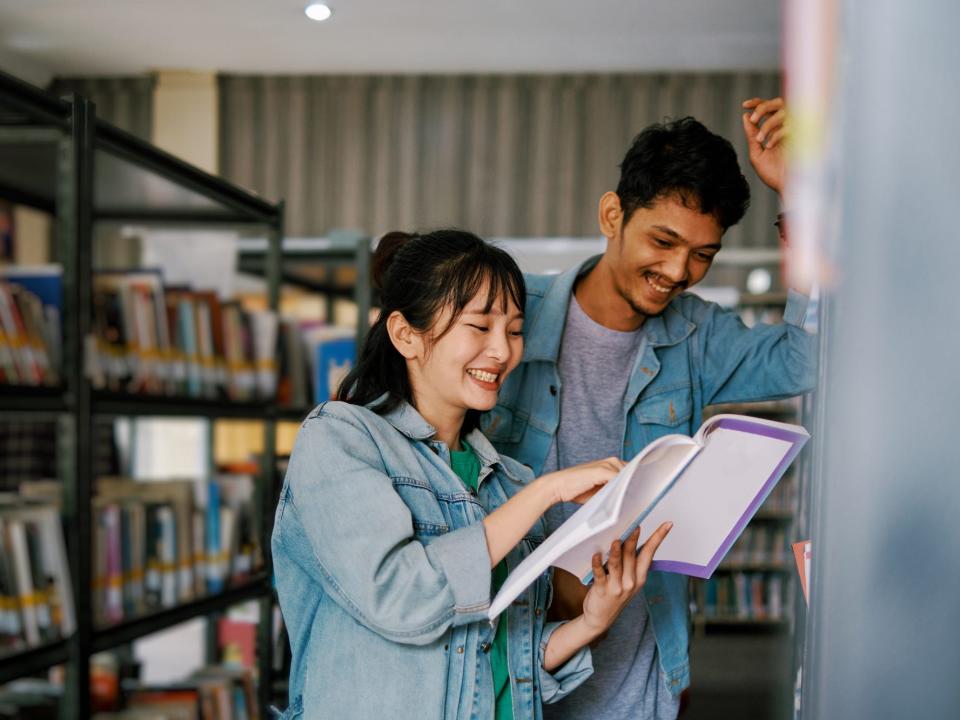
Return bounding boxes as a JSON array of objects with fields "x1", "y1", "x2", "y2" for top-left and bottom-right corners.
[
  {"x1": 541, "y1": 521, "x2": 673, "y2": 671},
  {"x1": 539, "y1": 457, "x2": 625, "y2": 505},
  {"x1": 580, "y1": 522, "x2": 673, "y2": 634}
]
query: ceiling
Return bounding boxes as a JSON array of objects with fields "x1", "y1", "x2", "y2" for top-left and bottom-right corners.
[{"x1": 0, "y1": 0, "x2": 782, "y2": 85}]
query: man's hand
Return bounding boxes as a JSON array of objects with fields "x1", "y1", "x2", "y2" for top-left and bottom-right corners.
[{"x1": 742, "y1": 97, "x2": 789, "y2": 197}]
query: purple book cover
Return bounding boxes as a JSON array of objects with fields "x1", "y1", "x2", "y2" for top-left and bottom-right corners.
[{"x1": 645, "y1": 417, "x2": 808, "y2": 579}]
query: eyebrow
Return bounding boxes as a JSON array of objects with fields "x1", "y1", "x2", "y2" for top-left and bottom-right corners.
[
  {"x1": 651, "y1": 225, "x2": 722, "y2": 251},
  {"x1": 463, "y1": 309, "x2": 525, "y2": 320}
]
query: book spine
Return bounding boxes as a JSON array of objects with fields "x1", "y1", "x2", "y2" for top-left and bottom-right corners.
[
  {"x1": 206, "y1": 482, "x2": 224, "y2": 594},
  {"x1": 7, "y1": 519, "x2": 40, "y2": 645},
  {"x1": 103, "y1": 504, "x2": 124, "y2": 625},
  {"x1": 158, "y1": 506, "x2": 177, "y2": 608}
]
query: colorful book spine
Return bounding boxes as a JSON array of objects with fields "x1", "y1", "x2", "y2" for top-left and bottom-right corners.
[{"x1": 206, "y1": 482, "x2": 224, "y2": 594}]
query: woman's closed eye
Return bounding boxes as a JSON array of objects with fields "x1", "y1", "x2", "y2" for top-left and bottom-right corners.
[{"x1": 467, "y1": 323, "x2": 489, "y2": 332}]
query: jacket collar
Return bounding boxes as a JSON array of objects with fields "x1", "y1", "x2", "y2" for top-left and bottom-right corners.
[
  {"x1": 378, "y1": 397, "x2": 436, "y2": 441},
  {"x1": 523, "y1": 254, "x2": 695, "y2": 362},
  {"x1": 377, "y1": 397, "x2": 524, "y2": 482}
]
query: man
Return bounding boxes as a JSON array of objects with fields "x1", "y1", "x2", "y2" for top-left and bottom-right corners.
[{"x1": 482, "y1": 97, "x2": 814, "y2": 719}]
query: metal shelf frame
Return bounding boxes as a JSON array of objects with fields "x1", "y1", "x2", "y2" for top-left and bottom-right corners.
[{"x1": 0, "y1": 70, "x2": 284, "y2": 719}]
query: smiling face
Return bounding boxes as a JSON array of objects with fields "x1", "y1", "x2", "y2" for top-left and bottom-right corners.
[
  {"x1": 603, "y1": 192, "x2": 724, "y2": 319},
  {"x1": 399, "y1": 282, "x2": 524, "y2": 433}
]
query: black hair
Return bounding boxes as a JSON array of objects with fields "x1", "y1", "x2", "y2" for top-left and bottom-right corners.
[
  {"x1": 337, "y1": 229, "x2": 526, "y2": 435},
  {"x1": 616, "y1": 117, "x2": 751, "y2": 230}
]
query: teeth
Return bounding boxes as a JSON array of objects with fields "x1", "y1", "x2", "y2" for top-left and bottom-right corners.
[
  {"x1": 646, "y1": 275, "x2": 673, "y2": 293},
  {"x1": 467, "y1": 369, "x2": 499, "y2": 383}
]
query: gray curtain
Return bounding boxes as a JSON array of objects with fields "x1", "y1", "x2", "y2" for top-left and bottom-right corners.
[
  {"x1": 219, "y1": 73, "x2": 782, "y2": 245},
  {"x1": 47, "y1": 76, "x2": 155, "y2": 141}
]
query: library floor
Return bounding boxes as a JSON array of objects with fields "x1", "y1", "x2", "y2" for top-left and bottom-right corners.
[{"x1": 681, "y1": 635, "x2": 793, "y2": 720}]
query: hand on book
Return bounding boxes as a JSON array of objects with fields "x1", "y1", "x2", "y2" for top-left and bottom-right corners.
[
  {"x1": 540, "y1": 457, "x2": 625, "y2": 505},
  {"x1": 580, "y1": 522, "x2": 673, "y2": 634}
]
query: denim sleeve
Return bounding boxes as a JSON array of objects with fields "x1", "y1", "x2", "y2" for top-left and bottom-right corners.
[
  {"x1": 537, "y1": 621, "x2": 594, "y2": 703},
  {"x1": 697, "y1": 289, "x2": 817, "y2": 406},
  {"x1": 283, "y1": 412, "x2": 492, "y2": 645}
]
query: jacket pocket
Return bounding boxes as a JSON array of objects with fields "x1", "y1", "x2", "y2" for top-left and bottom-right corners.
[
  {"x1": 392, "y1": 477, "x2": 451, "y2": 537},
  {"x1": 634, "y1": 386, "x2": 693, "y2": 427}
]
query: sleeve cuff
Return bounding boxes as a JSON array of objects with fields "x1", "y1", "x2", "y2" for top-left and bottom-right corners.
[
  {"x1": 423, "y1": 521, "x2": 492, "y2": 622},
  {"x1": 537, "y1": 621, "x2": 594, "y2": 704},
  {"x1": 783, "y1": 288, "x2": 811, "y2": 328}
]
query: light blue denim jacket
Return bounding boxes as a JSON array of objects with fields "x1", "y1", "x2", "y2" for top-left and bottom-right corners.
[
  {"x1": 272, "y1": 399, "x2": 593, "y2": 720},
  {"x1": 481, "y1": 256, "x2": 816, "y2": 696}
]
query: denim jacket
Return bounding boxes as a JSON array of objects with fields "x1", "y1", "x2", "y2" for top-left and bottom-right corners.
[
  {"x1": 481, "y1": 256, "x2": 816, "y2": 696},
  {"x1": 272, "y1": 399, "x2": 593, "y2": 720}
]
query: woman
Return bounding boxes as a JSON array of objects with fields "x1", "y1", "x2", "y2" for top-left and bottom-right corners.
[{"x1": 272, "y1": 230, "x2": 671, "y2": 719}]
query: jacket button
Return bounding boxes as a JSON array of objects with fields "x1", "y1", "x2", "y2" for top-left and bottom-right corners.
[
  {"x1": 549, "y1": 385, "x2": 558, "y2": 396},
  {"x1": 481, "y1": 642, "x2": 491, "y2": 653},
  {"x1": 535, "y1": 607, "x2": 542, "y2": 616},
  {"x1": 456, "y1": 646, "x2": 464, "y2": 654},
  {"x1": 444, "y1": 644, "x2": 449, "y2": 651}
]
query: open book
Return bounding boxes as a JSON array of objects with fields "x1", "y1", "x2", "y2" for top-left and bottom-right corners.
[{"x1": 488, "y1": 413, "x2": 809, "y2": 619}]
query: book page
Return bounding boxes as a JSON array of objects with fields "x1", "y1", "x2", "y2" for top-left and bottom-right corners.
[
  {"x1": 553, "y1": 440, "x2": 699, "y2": 579},
  {"x1": 488, "y1": 434, "x2": 693, "y2": 618},
  {"x1": 639, "y1": 427, "x2": 793, "y2": 570}
]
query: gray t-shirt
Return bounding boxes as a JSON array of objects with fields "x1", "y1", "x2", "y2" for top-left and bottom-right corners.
[{"x1": 542, "y1": 294, "x2": 680, "y2": 720}]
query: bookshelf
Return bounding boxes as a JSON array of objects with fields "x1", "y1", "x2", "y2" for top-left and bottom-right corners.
[
  {"x1": 0, "y1": 70, "x2": 284, "y2": 718},
  {"x1": 237, "y1": 231, "x2": 374, "y2": 353},
  {"x1": 692, "y1": 403, "x2": 806, "y2": 631}
]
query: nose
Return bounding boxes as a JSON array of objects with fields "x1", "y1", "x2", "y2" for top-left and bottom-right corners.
[
  {"x1": 486, "y1": 328, "x2": 511, "y2": 364},
  {"x1": 661, "y1": 249, "x2": 689, "y2": 285}
]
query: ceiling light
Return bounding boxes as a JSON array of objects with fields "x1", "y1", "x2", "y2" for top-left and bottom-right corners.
[{"x1": 305, "y1": 3, "x2": 333, "y2": 21}]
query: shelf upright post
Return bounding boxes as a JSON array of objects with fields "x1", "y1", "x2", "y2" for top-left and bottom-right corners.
[
  {"x1": 258, "y1": 200, "x2": 284, "y2": 714},
  {"x1": 796, "y1": 292, "x2": 830, "y2": 720},
  {"x1": 354, "y1": 231, "x2": 372, "y2": 350},
  {"x1": 326, "y1": 228, "x2": 372, "y2": 350},
  {"x1": 57, "y1": 93, "x2": 96, "y2": 720}
]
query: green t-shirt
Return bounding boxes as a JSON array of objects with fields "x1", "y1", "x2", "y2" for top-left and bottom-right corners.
[{"x1": 450, "y1": 440, "x2": 513, "y2": 720}]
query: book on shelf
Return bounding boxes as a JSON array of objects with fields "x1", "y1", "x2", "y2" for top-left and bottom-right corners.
[
  {"x1": 0, "y1": 678, "x2": 61, "y2": 719},
  {"x1": 100, "y1": 666, "x2": 258, "y2": 720},
  {"x1": 793, "y1": 540, "x2": 812, "y2": 605},
  {"x1": 0, "y1": 498, "x2": 75, "y2": 656},
  {"x1": 722, "y1": 523, "x2": 791, "y2": 567},
  {"x1": 699, "y1": 571, "x2": 787, "y2": 621},
  {"x1": 488, "y1": 413, "x2": 809, "y2": 619},
  {"x1": 17, "y1": 474, "x2": 261, "y2": 627},
  {"x1": 276, "y1": 319, "x2": 355, "y2": 408},
  {"x1": 87, "y1": 270, "x2": 279, "y2": 402},
  {"x1": 0, "y1": 265, "x2": 63, "y2": 387},
  {"x1": 0, "y1": 663, "x2": 258, "y2": 719},
  {"x1": 303, "y1": 325, "x2": 354, "y2": 403}
]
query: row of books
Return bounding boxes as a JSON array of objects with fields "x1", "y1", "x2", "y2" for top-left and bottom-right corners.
[
  {"x1": 0, "y1": 665, "x2": 258, "y2": 720},
  {"x1": 0, "y1": 264, "x2": 361, "y2": 407},
  {"x1": 101, "y1": 667, "x2": 259, "y2": 720},
  {"x1": 759, "y1": 472, "x2": 798, "y2": 514},
  {"x1": 277, "y1": 319, "x2": 355, "y2": 408},
  {"x1": 699, "y1": 572, "x2": 788, "y2": 620},
  {"x1": 0, "y1": 267, "x2": 62, "y2": 387},
  {"x1": 17, "y1": 475, "x2": 261, "y2": 628},
  {"x1": 0, "y1": 500, "x2": 75, "y2": 656},
  {"x1": 88, "y1": 270, "x2": 359, "y2": 406},
  {"x1": 721, "y1": 524, "x2": 791, "y2": 567},
  {"x1": 88, "y1": 270, "x2": 279, "y2": 402}
]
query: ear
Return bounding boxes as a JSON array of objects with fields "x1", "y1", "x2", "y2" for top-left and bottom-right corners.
[
  {"x1": 598, "y1": 191, "x2": 624, "y2": 240},
  {"x1": 385, "y1": 310, "x2": 421, "y2": 360}
]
